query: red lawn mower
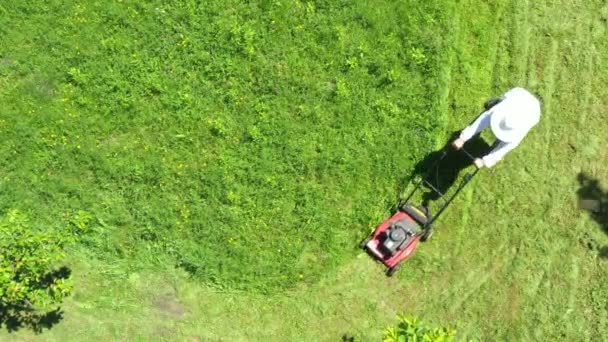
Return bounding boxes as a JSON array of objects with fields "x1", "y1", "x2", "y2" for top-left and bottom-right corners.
[{"x1": 360, "y1": 147, "x2": 480, "y2": 276}]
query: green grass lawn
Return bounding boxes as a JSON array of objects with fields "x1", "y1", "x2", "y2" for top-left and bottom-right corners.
[
  {"x1": 2, "y1": 0, "x2": 608, "y2": 340},
  {"x1": 1, "y1": 0, "x2": 452, "y2": 293}
]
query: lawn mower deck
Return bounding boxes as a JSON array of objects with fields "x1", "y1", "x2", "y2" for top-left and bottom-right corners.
[
  {"x1": 361, "y1": 205, "x2": 431, "y2": 276},
  {"x1": 360, "y1": 146, "x2": 479, "y2": 276}
]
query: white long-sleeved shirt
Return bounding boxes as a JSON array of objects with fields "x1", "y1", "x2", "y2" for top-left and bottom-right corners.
[
  {"x1": 459, "y1": 110, "x2": 521, "y2": 167},
  {"x1": 459, "y1": 88, "x2": 540, "y2": 168}
]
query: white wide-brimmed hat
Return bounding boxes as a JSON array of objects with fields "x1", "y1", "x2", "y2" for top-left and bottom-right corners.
[{"x1": 490, "y1": 90, "x2": 541, "y2": 143}]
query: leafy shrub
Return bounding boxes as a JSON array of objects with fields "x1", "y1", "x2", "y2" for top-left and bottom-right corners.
[
  {"x1": 0, "y1": 210, "x2": 72, "y2": 315},
  {"x1": 383, "y1": 316, "x2": 456, "y2": 342}
]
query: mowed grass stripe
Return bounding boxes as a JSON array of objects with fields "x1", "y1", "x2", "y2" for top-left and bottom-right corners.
[
  {"x1": 510, "y1": 0, "x2": 531, "y2": 84},
  {"x1": 576, "y1": 35, "x2": 596, "y2": 128},
  {"x1": 452, "y1": 0, "x2": 512, "y2": 248},
  {"x1": 564, "y1": 257, "x2": 582, "y2": 334},
  {"x1": 585, "y1": 5, "x2": 608, "y2": 336},
  {"x1": 556, "y1": 7, "x2": 599, "y2": 336},
  {"x1": 437, "y1": 0, "x2": 607, "y2": 340},
  {"x1": 439, "y1": 0, "x2": 511, "y2": 254},
  {"x1": 526, "y1": 43, "x2": 570, "y2": 339},
  {"x1": 434, "y1": 2, "x2": 459, "y2": 148},
  {"x1": 413, "y1": 3, "x2": 533, "y2": 338},
  {"x1": 520, "y1": 3, "x2": 603, "y2": 339},
  {"x1": 446, "y1": 3, "x2": 474, "y2": 249},
  {"x1": 539, "y1": 38, "x2": 559, "y2": 162},
  {"x1": 446, "y1": 245, "x2": 509, "y2": 313},
  {"x1": 487, "y1": 0, "x2": 533, "y2": 244}
]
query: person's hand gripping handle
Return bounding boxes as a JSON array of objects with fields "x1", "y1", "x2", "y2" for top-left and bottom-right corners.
[
  {"x1": 452, "y1": 137, "x2": 464, "y2": 150},
  {"x1": 453, "y1": 138, "x2": 484, "y2": 168}
]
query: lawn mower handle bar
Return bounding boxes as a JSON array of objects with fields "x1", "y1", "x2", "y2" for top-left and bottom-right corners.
[
  {"x1": 425, "y1": 166, "x2": 479, "y2": 227},
  {"x1": 401, "y1": 145, "x2": 480, "y2": 227},
  {"x1": 427, "y1": 145, "x2": 479, "y2": 174},
  {"x1": 459, "y1": 147, "x2": 478, "y2": 163}
]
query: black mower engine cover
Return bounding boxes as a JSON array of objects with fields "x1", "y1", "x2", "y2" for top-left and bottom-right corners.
[{"x1": 381, "y1": 220, "x2": 417, "y2": 255}]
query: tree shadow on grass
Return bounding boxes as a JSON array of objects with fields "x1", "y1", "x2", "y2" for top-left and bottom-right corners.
[
  {"x1": 0, "y1": 266, "x2": 70, "y2": 333},
  {"x1": 0, "y1": 306, "x2": 64, "y2": 334},
  {"x1": 577, "y1": 172, "x2": 608, "y2": 258},
  {"x1": 398, "y1": 131, "x2": 493, "y2": 208}
]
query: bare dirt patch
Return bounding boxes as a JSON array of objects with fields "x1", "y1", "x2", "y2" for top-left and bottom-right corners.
[{"x1": 155, "y1": 295, "x2": 186, "y2": 318}]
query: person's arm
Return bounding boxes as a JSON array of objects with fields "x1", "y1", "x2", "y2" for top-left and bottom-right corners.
[
  {"x1": 481, "y1": 139, "x2": 521, "y2": 168},
  {"x1": 459, "y1": 110, "x2": 492, "y2": 142}
]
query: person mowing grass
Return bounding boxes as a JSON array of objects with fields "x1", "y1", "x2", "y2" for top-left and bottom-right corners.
[{"x1": 452, "y1": 87, "x2": 541, "y2": 168}]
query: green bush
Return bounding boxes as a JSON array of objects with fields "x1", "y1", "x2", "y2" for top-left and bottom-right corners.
[
  {"x1": 383, "y1": 316, "x2": 456, "y2": 342},
  {"x1": 0, "y1": 210, "x2": 72, "y2": 312}
]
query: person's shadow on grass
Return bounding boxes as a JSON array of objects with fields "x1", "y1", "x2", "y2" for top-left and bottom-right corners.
[
  {"x1": 394, "y1": 99, "x2": 502, "y2": 213},
  {"x1": 404, "y1": 131, "x2": 493, "y2": 207},
  {"x1": 577, "y1": 172, "x2": 608, "y2": 258}
]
